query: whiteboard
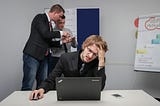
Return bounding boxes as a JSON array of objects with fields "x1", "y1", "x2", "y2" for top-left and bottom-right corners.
[{"x1": 134, "y1": 13, "x2": 160, "y2": 72}]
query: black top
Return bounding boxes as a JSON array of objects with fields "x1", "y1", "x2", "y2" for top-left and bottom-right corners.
[{"x1": 39, "y1": 50, "x2": 106, "y2": 92}]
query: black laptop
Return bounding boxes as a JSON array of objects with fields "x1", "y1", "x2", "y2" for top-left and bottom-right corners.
[{"x1": 56, "y1": 77, "x2": 102, "y2": 101}]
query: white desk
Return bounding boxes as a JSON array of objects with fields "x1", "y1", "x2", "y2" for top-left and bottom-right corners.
[{"x1": 1, "y1": 90, "x2": 160, "y2": 106}]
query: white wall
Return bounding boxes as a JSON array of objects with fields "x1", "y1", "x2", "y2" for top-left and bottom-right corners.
[{"x1": 0, "y1": 0, "x2": 160, "y2": 101}]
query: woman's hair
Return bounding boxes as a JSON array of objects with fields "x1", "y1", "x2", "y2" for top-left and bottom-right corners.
[{"x1": 82, "y1": 35, "x2": 108, "y2": 52}]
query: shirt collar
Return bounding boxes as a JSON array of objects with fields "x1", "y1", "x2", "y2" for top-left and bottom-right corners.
[
  {"x1": 45, "y1": 12, "x2": 50, "y2": 22},
  {"x1": 45, "y1": 12, "x2": 55, "y2": 28}
]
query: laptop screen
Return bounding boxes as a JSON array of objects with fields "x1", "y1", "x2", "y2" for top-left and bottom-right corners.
[{"x1": 56, "y1": 77, "x2": 102, "y2": 101}]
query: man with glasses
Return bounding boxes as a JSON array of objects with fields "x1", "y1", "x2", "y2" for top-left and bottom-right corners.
[
  {"x1": 22, "y1": 4, "x2": 71, "y2": 91},
  {"x1": 48, "y1": 15, "x2": 77, "y2": 75},
  {"x1": 29, "y1": 35, "x2": 108, "y2": 100}
]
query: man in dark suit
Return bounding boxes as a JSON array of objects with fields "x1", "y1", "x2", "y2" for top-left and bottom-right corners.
[
  {"x1": 29, "y1": 35, "x2": 108, "y2": 100},
  {"x1": 22, "y1": 4, "x2": 71, "y2": 91}
]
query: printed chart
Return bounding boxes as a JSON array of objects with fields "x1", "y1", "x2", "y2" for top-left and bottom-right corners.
[{"x1": 134, "y1": 13, "x2": 160, "y2": 72}]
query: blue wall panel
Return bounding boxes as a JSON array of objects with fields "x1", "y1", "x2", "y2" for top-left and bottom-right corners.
[{"x1": 77, "y1": 8, "x2": 99, "y2": 50}]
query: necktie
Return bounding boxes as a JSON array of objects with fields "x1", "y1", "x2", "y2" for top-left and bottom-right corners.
[
  {"x1": 45, "y1": 21, "x2": 53, "y2": 56},
  {"x1": 49, "y1": 21, "x2": 53, "y2": 32},
  {"x1": 63, "y1": 43, "x2": 68, "y2": 53},
  {"x1": 80, "y1": 63, "x2": 85, "y2": 75}
]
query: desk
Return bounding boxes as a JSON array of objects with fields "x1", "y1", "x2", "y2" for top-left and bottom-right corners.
[{"x1": 1, "y1": 90, "x2": 160, "y2": 106}]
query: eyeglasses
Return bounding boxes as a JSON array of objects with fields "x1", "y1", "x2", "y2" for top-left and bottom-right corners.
[
  {"x1": 58, "y1": 21, "x2": 65, "y2": 24},
  {"x1": 59, "y1": 15, "x2": 65, "y2": 19},
  {"x1": 87, "y1": 47, "x2": 98, "y2": 57}
]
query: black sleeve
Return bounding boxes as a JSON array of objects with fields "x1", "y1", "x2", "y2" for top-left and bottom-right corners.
[
  {"x1": 38, "y1": 55, "x2": 65, "y2": 93},
  {"x1": 94, "y1": 67, "x2": 106, "y2": 91},
  {"x1": 33, "y1": 14, "x2": 61, "y2": 40}
]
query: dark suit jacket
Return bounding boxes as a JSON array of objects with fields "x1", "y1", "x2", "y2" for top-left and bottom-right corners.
[
  {"x1": 39, "y1": 50, "x2": 106, "y2": 92},
  {"x1": 23, "y1": 13, "x2": 61, "y2": 60}
]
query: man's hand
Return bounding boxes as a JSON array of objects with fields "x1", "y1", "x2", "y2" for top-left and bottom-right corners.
[
  {"x1": 67, "y1": 36, "x2": 76, "y2": 43},
  {"x1": 62, "y1": 31, "x2": 73, "y2": 43},
  {"x1": 29, "y1": 88, "x2": 45, "y2": 100},
  {"x1": 98, "y1": 45, "x2": 105, "y2": 69}
]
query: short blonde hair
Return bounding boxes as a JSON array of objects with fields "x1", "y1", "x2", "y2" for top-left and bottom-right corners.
[{"x1": 82, "y1": 35, "x2": 108, "y2": 52}]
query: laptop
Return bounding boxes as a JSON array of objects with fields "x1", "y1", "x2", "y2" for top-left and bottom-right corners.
[{"x1": 56, "y1": 77, "x2": 102, "y2": 101}]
